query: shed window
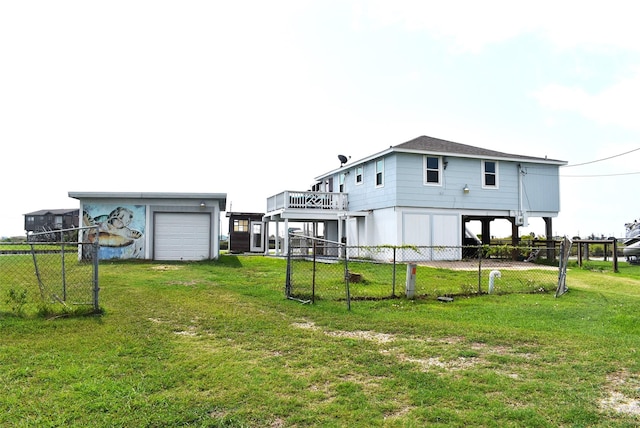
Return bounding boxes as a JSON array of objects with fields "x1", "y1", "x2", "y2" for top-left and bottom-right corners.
[
  {"x1": 482, "y1": 160, "x2": 498, "y2": 188},
  {"x1": 355, "y1": 166, "x2": 363, "y2": 185},
  {"x1": 233, "y1": 219, "x2": 249, "y2": 232},
  {"x1": 375, "y1": 159, "x2": 384, "y2": 187},
  {"x1": 424, "y1": 156, "x2": 442, "y2": 185}
]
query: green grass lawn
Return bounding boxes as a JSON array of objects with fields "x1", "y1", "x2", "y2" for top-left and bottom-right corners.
[{"x1": 2, "y1": 255, "x2": 640, "y2": 427}]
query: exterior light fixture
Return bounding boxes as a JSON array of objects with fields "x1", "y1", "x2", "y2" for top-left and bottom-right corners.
[
  {"x1": 200, "y1": 201, "x2": 206, "y2": 208},
  {"x1": 463, "y1": 185, "x2": 470, "y2": 194}
]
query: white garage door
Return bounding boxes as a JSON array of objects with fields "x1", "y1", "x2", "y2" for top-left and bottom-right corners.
[{"x1": 154, "y1": 213, "x2": 211, "y2": 261}]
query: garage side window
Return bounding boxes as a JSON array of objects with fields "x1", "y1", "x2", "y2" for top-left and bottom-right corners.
[{"x1": 234, "y1": 219, "x2": 249, "y2": 232}]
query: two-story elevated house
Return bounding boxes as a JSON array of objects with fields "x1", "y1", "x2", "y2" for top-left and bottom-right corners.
[
  {"x1": 264, "y1": 135, "x2": 567, "y2": 260},
  {"x1": 24, "y1": 209, "x2": 80, "y2": 234}
]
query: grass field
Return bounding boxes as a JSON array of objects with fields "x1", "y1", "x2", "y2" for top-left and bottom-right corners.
[{"x1": 2, "y1": 255, "x2": 640, "y2": 427}]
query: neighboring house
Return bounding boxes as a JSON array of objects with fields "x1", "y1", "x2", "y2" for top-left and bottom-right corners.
[
  {"x1": 24, "y1": 209, "x2": 79, "y2": 234},
  {"x1": 226, "y1": 212, "x2": 265, "y2": 254},
  {"x1": 264, "y1": 135, "x2": 567, "y2": 260},
  {"x1": 68, "y1": 192, "x2": 227, "y2": 261}
]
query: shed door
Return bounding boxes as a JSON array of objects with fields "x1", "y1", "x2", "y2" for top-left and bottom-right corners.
[
  {"x1": 250, "y1": 221, "x2": 264, "y2": 252},
  {"x1": 154, "y1": 213, "x2": 211, "y2": 261}
]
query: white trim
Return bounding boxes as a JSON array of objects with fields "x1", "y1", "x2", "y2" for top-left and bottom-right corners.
[
  {"x1": 355, "y1": 165, "x2": 363, "y2": 186},
  {"x1": 375, "y1": 158, "x2": 384, "y2": 188},
  {"x1": 423, "y1": 155, "x2": 443, "y2": 186},
  {"x1": 482, "y1": 160, "x2": 499, "y2": 189},
  {"x1": 314, "y1": 146, "x2": 566, "y2": 181},
  {"x1": 250, "y1": 221, "x2": 264, "y2": 252}
]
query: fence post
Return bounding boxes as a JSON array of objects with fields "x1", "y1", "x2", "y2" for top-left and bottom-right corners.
[
  {"x1": 92, "y1": 236, "x2": 100, "y2": 311},
  {"x1": 61, "y1": 243, "x2": 67, "y2": 301},
  {"x1": 477, "y1": 245, "x2": 483, "y2": 294},
  {"x1": 577, "y1": 242, "x2": 583, "y2": 267},
  {"x1": 613, "y1": 238, "x2": 619, "y2": 273},
  {"x1": 30, "y1": 243, "x2": 46, "y2": 300},
  {"x1": 312, "y1": 240, "x2": 316, "y2": 304},
  {"x1": 344, "y1": 245, "x2": 351, "y2": 311},
  {"x1": 285, "y1": 233, "x2": 292, "y2": 298},
  {"x1": 392, "y1": 247, "x2": 396, "y2": 297}
]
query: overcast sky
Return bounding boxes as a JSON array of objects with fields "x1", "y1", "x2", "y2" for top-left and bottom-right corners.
[{"x1": 2, "y1": 1, "x2": 640, "y2": 239}]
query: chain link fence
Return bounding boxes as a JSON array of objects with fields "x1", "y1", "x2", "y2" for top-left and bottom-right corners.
[
  {"x1": 285, "y1": 234, "x2": 561, "y2": 308},
  {"x1": 0, "y1": 229, "x2": 99, "y2": 316}
]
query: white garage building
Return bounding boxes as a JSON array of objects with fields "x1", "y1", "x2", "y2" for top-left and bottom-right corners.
[{"x1": 68, "y1": 192, "x2": 227, "y2": 261}]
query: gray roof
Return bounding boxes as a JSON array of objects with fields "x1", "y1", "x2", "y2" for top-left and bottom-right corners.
[
  {"x1": 68, "y1": 192, "x2": 228, "y2": 211},
  {"x1": 24, "y1": 209, "x2": 78, "y2": 216},
  {"x1": 316, "y1": 135, "x2": 567, "y2": 180},
  {"x1": 395, "y1": 135, "x2": 565, "y2": 163}
]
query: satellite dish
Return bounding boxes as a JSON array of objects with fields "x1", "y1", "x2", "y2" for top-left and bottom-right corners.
[{"x1": 338, "y1": 154, "x2": 349, "y2": 166}]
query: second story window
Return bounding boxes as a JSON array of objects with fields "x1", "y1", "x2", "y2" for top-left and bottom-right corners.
[
  {"x1": 424, "y1": 156, "x2": 441, "y2": 185},
  {"x1": 355, "y1": 166, "x2": 363, "y2": 185},
  {"x1": 339, "y1": 173, "x2": 345, "y2": 192},
  {"x1": 482, "y1": 160, "x2": 498, "y2": 188},
  {"x1": 375, "y1": 159, "x2": 384, "y2": 187}
]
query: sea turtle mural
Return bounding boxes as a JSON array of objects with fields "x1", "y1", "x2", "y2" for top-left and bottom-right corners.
[{"x1": 82, "y1": 205, "x2": 145, "y2": 259}]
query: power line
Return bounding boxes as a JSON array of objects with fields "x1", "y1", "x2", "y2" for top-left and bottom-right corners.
[
  {"x1": 562, "y1": 147, "x2": 640, "y2": 168},
  {"x1": 561, "y1": 171, "x2": 640, "y2": 177},
  {"x1": 523, "y1": 169, "x2": 640, "y2": 178}
]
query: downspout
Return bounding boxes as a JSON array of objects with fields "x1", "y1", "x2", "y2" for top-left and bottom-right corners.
[{"x1": 518, "y1": 163, "x2": 523, "y2": 221}]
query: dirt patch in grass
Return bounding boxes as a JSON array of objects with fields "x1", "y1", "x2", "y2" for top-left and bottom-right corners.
[
  {"x1": 326, "y1": 329, "x2": 396, "y2": 344},
  {"x1": 166, "y1": 280, "x2": 198, "y2": 286},
  {"x1": 419, "y1": 260, "x2": 557, "y2": 271},
  {"x1": 393, "y1": 352, "x2": 478, "y2": 371},
  {"x1": 291, "y1": 321, "x2": 539, "y2": 373},
  {"x1": 600, "y1": 370, "x2": 640, "y2": 416},
  {"x1": 150, "y1": 265, "x2": 183, "y2": 271}
]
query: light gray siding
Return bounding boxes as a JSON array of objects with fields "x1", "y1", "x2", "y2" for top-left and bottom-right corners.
[
  {"x1": 343, "y1": 155, "x2": 398, "y2": 211},
  {"x1": 520, "y1": 164, "x2": 561, "y2": 213},
  {"x1": 337, "y1": 152, "x2": 560, "y2": 215}
]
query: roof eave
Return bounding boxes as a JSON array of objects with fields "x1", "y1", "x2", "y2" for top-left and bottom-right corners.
[{"x1": 315, "y1": 146, "x2": 566, "y2": 180}]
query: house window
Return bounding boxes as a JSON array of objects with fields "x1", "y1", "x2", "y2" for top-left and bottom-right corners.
[
  {"x1": 375, "y1": 159, "x2": 384, "y2": 187},
  {"x1": 355, "y1": 166, "x2": 363, "y2": 185},
  {"x1": 482, "y1": 160, "x2": 498, "y2": 188},
  {"x1": 339, "y1": 173, "x2": 345, "y2": 192},
  {"x1": 424, "y1": 155, "x2": 441, "y2": 185},
  {"x1": 233, "y1": 219, "x2": 248, "y2": 232}
]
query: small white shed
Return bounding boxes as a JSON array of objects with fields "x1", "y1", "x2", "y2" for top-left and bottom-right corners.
[{"x1": 68, "y1": 192, "x2": 227, "y2": 261}]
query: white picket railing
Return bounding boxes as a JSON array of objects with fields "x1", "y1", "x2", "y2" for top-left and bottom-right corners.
[{"x1": 266, "y1": 191, "x2": 348, "y2": 212}]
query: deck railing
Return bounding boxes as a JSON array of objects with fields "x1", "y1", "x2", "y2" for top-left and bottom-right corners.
[{"x1": 266, "y1": 191, "x2": 348, "y2": 212}]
